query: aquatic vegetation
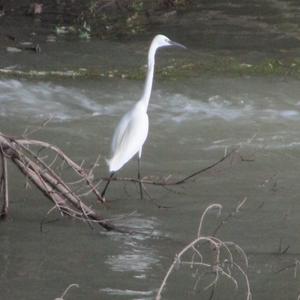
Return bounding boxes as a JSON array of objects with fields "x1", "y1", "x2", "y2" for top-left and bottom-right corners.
[{"x1": 3, "y1": 54, "x2": 300, "y2": 80}]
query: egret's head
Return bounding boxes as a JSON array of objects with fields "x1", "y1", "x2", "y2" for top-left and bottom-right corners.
[{"x1": 152, "y1": 34, "x2": 186, "y2": 50}]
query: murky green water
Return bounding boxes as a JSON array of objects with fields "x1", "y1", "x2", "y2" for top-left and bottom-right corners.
[{"x1": 2, "y1": 1, "x2": 300, "y2": 299}]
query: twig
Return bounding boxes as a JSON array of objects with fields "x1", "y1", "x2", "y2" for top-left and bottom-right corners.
[
  {"x1": 156, "y1": 236, "x2": 220, "y2": 300},
  {"x1": 174, "y1": 148, "x2": 239, "y2": 185},
  {"x1": 197, "y1": 204, "x2": 222, "y2": 237},
  {"x1": 233, "y1": 262, "x2": 252, "y2": 300},
  {"x1": 0, "y1": 148, "x2": 8, "y2": 218},
  {"x1": 108, "y1": 147, "x2": 240, "y2": 187},
  {"x1": 155, "y1": 203, "x2": 251, "y2": 300},
  {"x1": 212, "y1": 197, "x2": 247, "y2": 236},
  {"x1": 54, "y1": 283, "x2": 79, "y2": 300},
  {"x1": 17, "y1": 138, "x2": 105, "y2": 203},
  {"x1": 14, "y1": 154, "x2": 116, "y2": 231},
  {"x1": 23, "y1": 117, "x2": 53, "y2": 138}
]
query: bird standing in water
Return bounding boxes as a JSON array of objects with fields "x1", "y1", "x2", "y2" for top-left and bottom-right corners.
[{"x1": 101, "y1": 34, "x2": 186, "y2": 200}]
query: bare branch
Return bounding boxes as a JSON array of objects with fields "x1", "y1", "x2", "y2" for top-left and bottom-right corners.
[
  {"x1": 0, "y1": 148, "x2": 8, "y2": 218},
  {"x1": 0, "y1": 132, "x2": 120, "y2": 231},
  {"x1": 108, "y1": 147, "x2": 240, "y2": 187},
  {"x1": 54, "y1": 283, "x2": 79, "y2": 300},
  {"x1": 155, "y1": 203, "x2": 251, "y2": 300},
  {"x1": 17, "y1": 138, "x2": 105, "y2": 203}
]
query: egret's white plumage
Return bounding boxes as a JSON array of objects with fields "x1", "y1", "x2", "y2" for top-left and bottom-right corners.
[
  {"x1": 108, "y1": 101, "x2": 149, "y2": 172},
  {"x1": 101, "y1": 34, "x2": 185, "y2": 199}
]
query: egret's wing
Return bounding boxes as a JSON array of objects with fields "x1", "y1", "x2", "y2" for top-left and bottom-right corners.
[
  {"x1": 108, "y1": 107, "x2": 149, "y2": 172},
  {"x1": 111, "y1": 110, "x2": 131, "y2": 154}
]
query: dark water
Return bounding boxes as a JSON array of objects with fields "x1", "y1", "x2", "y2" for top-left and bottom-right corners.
[{"x1": 1, "y1": 1, "x2": 300, "y2": 300}]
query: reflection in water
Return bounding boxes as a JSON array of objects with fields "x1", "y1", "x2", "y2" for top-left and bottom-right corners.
[
  {"x1": 106, "y1": 251, "x2": 158, "y2": 274},
  {"x1": 103, "y1": 215, "x2": 160, "y2": 298},
  {"x1": 101, "y1": 287, "x2": 154, "y2": 299},
  {"x1": 105, "y1": 216, "x2": 160, "y2": 275}
]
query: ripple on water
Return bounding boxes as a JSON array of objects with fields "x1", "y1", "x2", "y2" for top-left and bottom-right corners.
[
  {"x1": 151, "y1": 92, "x2": 300, "y2": 124},
  {"x1": 0, "y1": 79, "x2": 128, "y2": 121},
  {"x1": 158, "y1": 93, "x2": 252, "y2": 122},
  {"x1": 105, "y1": 215, "x2": 161, "y2": 273},
  {"x1": 100, "y1": 215, "x2": 162, "y2": 299},
  {"x1": 100, "y1": 288, "x2": 154, "y2": 299},
  {"x1": 1, "y1": 79, "x2": 300, "y2": 126}
]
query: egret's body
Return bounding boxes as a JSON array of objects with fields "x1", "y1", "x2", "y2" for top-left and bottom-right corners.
[
  {"x1": 108, "y1": 101, "x2": 149, "y2": 172},
  {"x1": 101, "y1": 34, "x2": 185, "y2": 199}
]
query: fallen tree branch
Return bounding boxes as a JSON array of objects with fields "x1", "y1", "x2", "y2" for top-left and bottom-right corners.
[
  {"x1": 0, "y1": 132, "x2": 119, "y2": 231},
  {"x1": 17, "y1": 138, "x2": 105, "y2": 203}
]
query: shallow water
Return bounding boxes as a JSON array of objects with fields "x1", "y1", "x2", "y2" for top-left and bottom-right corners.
[{"x1": 1, "y1": 72, "x2": 300, "y2": 299}]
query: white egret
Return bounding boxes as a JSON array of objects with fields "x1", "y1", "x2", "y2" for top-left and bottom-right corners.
[{"x1": 101, "y1": 34, "x2": 186, "y2": 199}]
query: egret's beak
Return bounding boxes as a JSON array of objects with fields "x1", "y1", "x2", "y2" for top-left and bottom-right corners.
[{"x1": 169, "y1": 40, "x2": 187, "y2": 49}]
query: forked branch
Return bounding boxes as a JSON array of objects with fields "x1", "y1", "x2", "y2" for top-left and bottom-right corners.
[
  {"x1": 0, "y1": 132, "x2": 118, "y2": 231},
  {"x1": 156, "y1": 203, "x2": 252, "y2": 300}
]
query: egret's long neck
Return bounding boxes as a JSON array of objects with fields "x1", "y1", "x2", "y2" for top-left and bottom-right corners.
[{"x1": 140, "y1": 45, "x2": 157, "y2": 110}]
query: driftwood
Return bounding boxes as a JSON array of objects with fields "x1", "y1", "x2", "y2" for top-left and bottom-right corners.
[{"x1": 0, "y1": 132, "x2": 118, "y2": 231}]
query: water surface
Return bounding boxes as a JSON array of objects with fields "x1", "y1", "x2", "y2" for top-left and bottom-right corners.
[{"x1": 1, "y1": 72, "x2": 300, "y2": 299}]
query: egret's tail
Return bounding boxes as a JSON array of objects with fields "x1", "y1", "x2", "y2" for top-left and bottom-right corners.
[
  {"x1": 106, "y1": 156, "x2": 118, "y2": 173},
  {"x1": 105, "y1": 157, "x2": 115, "y2": 172},
  {"x1": 107, "y1": 153, "x2": 128, "y2": 173},
  {"x1": 105, "y1": 157, "x2": 110, "y2": 167}
]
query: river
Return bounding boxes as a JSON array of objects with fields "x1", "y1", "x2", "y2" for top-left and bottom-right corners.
[{"x1": 1, "y1": 1, "x2": 300, "y2": 300}]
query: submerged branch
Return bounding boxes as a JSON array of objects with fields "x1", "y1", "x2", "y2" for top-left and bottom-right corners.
[
  {"x1": 0, "y1": 132, "x2": 118, "y2": 231},
  {"x1": 108, "y1": 147, "x2": 240, "y2": 186},
  {"x1": 0, "y1": 147, "x2": 8, "y2": 218},
  {"x1": 156, "y1": 203, "x2": 251, "y2": 300}
]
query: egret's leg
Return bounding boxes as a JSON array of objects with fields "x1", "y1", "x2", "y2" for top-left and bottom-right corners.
[
  {"x1": 101, "y1": 172, "x2": 115, "y2": 199},
  {"x1": 137, "y1": 152, "x2": 144, "y2": 200}
]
